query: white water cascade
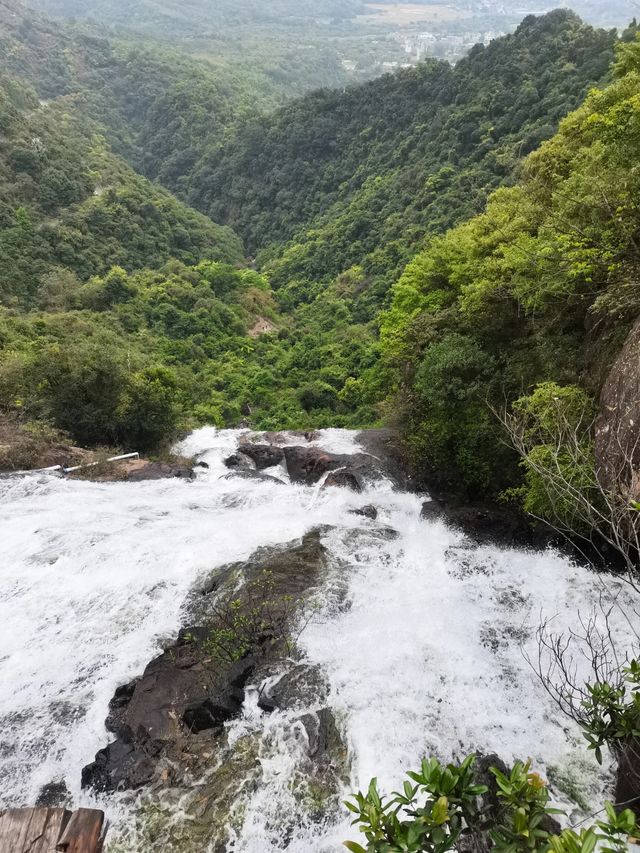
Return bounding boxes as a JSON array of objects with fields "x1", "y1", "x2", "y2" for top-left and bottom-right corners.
[{"x1": 0, "y1": 428, "x2": 638, "y2": 851}]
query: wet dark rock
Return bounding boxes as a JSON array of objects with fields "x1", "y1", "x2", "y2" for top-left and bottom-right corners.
[
  {"x1": 422, "y1": 499, "x2": 543, "y2": 548},
  {"x1": 196, "y1": 460, "x2": 210, "y2": 469},
  {"x1": 36, "y1": 779, "x2": 70, "y2": 807},
  {"x1": 83, "y1": 531, "x2": 330, "y2": 795},
  {"x1": 323, "y1": 470, "x2": 363, "y2": 492},
  {"x1": 284, "y1": 445, "x2": 392, "y2": 487},
  {"x1": 356, "y1": 428, "x2": 410, "y2": 489},
  {"x1": 350, "y1": 504, "x2": 378, "y2": 520},
  {"x1": 240, "y1": 444, "x2": 285, "y2": 470},
  {"x1": 420, "y1": 499, "x2": 446, "y2": 522},
  {"x1": 125, "y1": 461, "x2": 195, "y2": 482},
  {"x1": 299, "y1": 708, "x2": 343, "y2": 764},
  {"x1": 256, "y1": 664, "x2": 329, "y2": 713},
  {"x1": 223, "y1": 469, "x2": 284, "y2": 485},
  {"x1": 284, "y1": 446, "x2": 345, "y2": 485},
  {"x1": 183, "y1": 696, "x2": 244, "y2": 733},
  {"x1": 81, "y1": 739, "x2": 156, "y2": 793},
  {"x1": 256, "y1": 692, "x2": 278, "y2": 713},
  {"x1": 223, "y1": 451, "x2": 254, "y2": 470},
  {"x1": 105, "y1": 678, "x2": 140, "y2": 740},
  {"x1": 177, "y1": 625, "x2": 211, "y2": 645}
]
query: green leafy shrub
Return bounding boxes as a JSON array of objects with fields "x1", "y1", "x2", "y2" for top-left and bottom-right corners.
[
  {"x1": 580, "y1": 660, "x2": 640, "y2": 765},
  {"x1": 504, "y1": 383, "x2": 600, "y2": 532},
  {"x1": 344, "y1": 755, "x2": 639, "y2": 853},
  {"x1": 344, "y1": 754, "x2": 487, "y2": 853}
]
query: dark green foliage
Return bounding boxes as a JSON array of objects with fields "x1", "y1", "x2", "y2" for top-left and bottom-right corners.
[
  {"x1": 345, "y1": 754, "x2": 487, "y2": 853},
  {"x1": 581, "y1": 660, "x2": 640, "y2": 765},
  {"x1": 0, "y1": 74, "x2": 243, "y2": 308},
  {"x1": 192, "y1": 10, "x2": 616, "y2": 311},
  {"x1": 0, "y1": 260, "x2": 268, "y2": 450},
  {"x1": 28, "y1": 333, "x2": 180, "y2": 447},
  {"x1": 0, "y1": 5, "x2": 634, "y2": 470},
  {"x1": 382, "y1": 37, "x2": 640, "y2": 498},
  {"x1": 0, "y1": 1, "x2": 282, "y2": 191},
  {"x1": 505, "y1": 384, "x2": 601, "y2": 532}
]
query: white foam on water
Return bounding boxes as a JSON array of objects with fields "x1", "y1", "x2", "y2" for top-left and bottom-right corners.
[{"x1": 0, "y1": 428, "x2": 637, "y2": 852}]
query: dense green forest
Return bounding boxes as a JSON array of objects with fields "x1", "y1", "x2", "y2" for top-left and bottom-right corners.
[
  {"x1": 1, "y1": 0, "x2": 639, "y2": 537},
  {"x1": 0, "y1": 0, "x2": 285, "y2": 187},
  {"x1": 23, "y1": 0, "x2": 381, "y2": 95},
  {"x1": 28, "y1": 0, "x2": 365, "y2": 28},
  {"x1": 380, "y1": 25, "x2": 640, "y2": 508},
  {"x1": 192, "y1": 11, "x2": 617, "y2": 315},
  {"x1": 0, "y1": 75, "x2": 242, "y2": 308}
]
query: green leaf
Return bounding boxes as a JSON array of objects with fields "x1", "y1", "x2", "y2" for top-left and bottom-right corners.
[{"x1": 343, "y1": 842, "x2": 368, "y2": 853}]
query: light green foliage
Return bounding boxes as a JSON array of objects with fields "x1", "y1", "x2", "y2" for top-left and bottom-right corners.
[
  {"x1": 506, "y1": 384, "x2": 601, "y2": 530},
  {"x1": 0, "y1": 74, "x2": 243, "y2": 309},
  {"x1": 0, "y1": 6, "x2": 635, "y2": 466},
  {"x1": 345, "y1": 754, "x2": 487, "y2": 853},
  {"x1": 580, "y1": 660, "x2": 640, "y2": 764},
  {"x1": 196, "y1": 570, "x2": 298, "y2": 665},
  {"x1": 382, "y1": 35, "x2": 640, "y2": 498},
  {"x1": 549, "y1": 806, "x2": 638, "y2": 853},
  {"x1": 345, "y1": 755, "x2": 639, "y2": 853},
  {"x1": 489, "y1": 761, "x2": 562, "y2": 853},
  {"x1": 195, "y1": 11, "x2": 615, "y2": 279}
]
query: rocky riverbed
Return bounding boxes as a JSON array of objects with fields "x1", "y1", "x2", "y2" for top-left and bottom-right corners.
[{"x1": 1, "y1": 428, "x2": 638, "y2": 851}]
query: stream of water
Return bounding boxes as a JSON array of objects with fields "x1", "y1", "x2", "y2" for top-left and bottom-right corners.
[{"x1": 0, "y1": 428, "x2": 638, "y2": 851}]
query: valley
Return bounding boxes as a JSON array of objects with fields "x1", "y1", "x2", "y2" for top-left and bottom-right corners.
[{"x1": 1, "y1": 0, "x2": 640, "y2": 850}]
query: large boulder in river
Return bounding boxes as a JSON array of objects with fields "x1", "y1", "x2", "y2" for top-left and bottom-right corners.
[
  {"x1": 421, "y1": 498, "x2": 546, "y2": 548},
  {"x1": 82, "y1": 530, "x2": 330, "y2": 794},
  {"x1": 238, "y1": 444, "x2": 284, "y2": 470},
  {"x1": 224, "y1": 451, "x2": 254, "y2": 470},
  {"x1": 125, "y1": 460, "x2": 195, "y2": 482},
  {"x1": 356, "y1": 428, "x2": 410, "y2": 488},
  {"x1": 284, "y1": 446, "x2": 346, "y2": 485},
  {"x1": 595, "y1": 317, "x2": 640, "y2": 497},
  {"x1": 284, "y1": 444, "x2": 398, "y2": 487},
  {"x1": 323, "y1": 470, "x2": 363, "y2": 492}
]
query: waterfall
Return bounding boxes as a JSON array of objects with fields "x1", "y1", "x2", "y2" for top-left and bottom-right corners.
[{"x1": 0, "y1": 428, "x2": 636, "y2": 851}]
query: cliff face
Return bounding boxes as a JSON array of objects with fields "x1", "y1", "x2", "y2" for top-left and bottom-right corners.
[{"x1": 595, "y1": 318, "x2": 640, "y2": 498}]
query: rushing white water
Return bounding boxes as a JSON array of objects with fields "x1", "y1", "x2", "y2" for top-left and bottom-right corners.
[{"x1": 0, "y1": 428, "x2": 637, "y2": 851}]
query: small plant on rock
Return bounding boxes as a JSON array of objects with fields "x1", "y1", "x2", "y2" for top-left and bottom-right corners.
[
  {"x1": 489, "y1": 761, "x2": 562, "y2": 853},
  {"x1": 201, "y1": 570, "x2": 303, "y2": 665}
]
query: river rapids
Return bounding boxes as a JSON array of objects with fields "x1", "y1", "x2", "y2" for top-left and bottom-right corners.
[{"x1": 0, "y1": 428, "x2": 638, "y2": 851}]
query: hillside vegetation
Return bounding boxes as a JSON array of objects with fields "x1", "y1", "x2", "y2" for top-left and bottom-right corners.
[
  {"x1": 380, "y1": 26, "x2": 640, "y2": 511},
  {"x1": 0, "y1": 0, "x2": 285, "y2": 189},
  {"x1": 0, "y1": 75, "x2": 242, "y2": 309},
  {"x1": 192, "y1": 11, "x2": 617, "y2": 315},
  {"x1": 25, "y1": 0, "x2": 372, "y2": 95},
  {"x1": 0, "y1": 0, "x2": 637, "y2": 505}
]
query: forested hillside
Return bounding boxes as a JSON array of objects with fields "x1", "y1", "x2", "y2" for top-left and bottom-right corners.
[
  {"x1": 192, "y1": 11, "x2": 617, "y2": 315},
  {"x1": 0, "y1": 0, "x2": 281, "y2": 187},
  {"x1": 380, "y1": 29, "x2": 640, "y2": 516},
  {"x1": 0, "y1": 0, "x2": 636, "y2": 511},
  {"x1": 29, "y1": 0, "x2": 365, "y2": 28},
  {"x1": 25, "y1": 0, "x2": 371, "y2": 94},
  {"x1": 0, "y1": 75, "x2": 242, "y2": 308},
  {"x1": 0, "y1": 66, "x2": 266, "y2": 460}
]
